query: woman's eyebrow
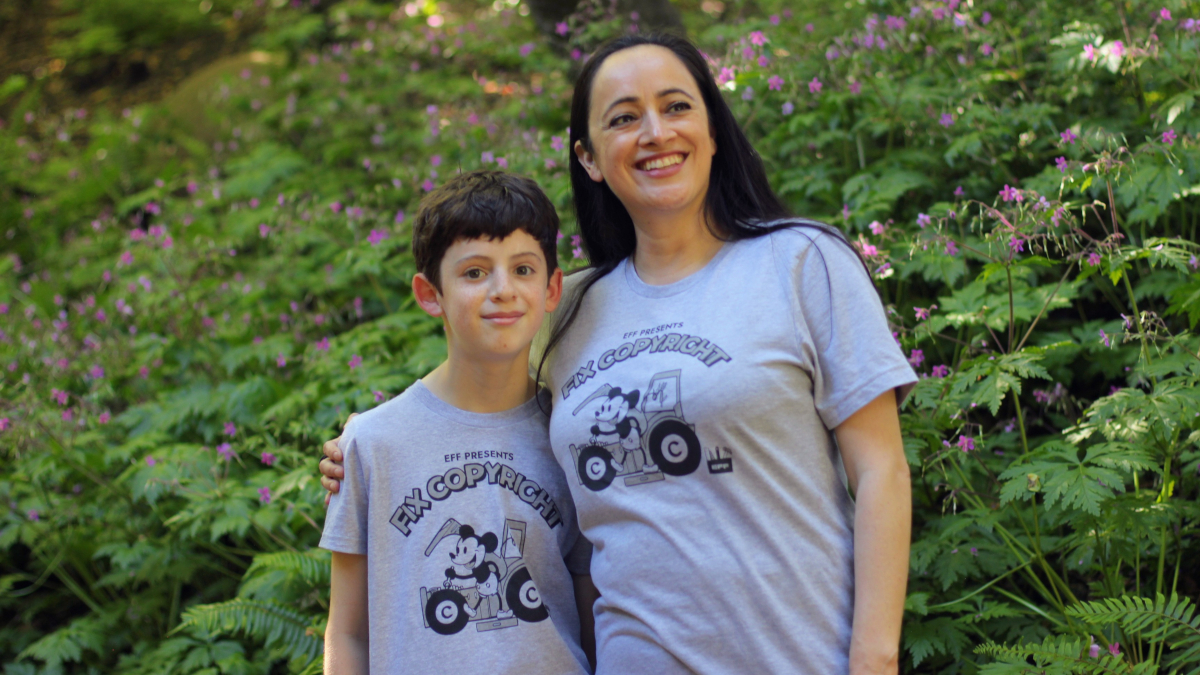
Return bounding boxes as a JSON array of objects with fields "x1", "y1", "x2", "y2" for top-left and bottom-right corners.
[{"x1": 601, "y1": 88, "x2": 696, "y2": 117}]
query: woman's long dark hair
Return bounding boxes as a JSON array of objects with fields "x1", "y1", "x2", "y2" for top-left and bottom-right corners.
[{"x1": 537, "y1": 32, "x2": 863, "y2": 392}]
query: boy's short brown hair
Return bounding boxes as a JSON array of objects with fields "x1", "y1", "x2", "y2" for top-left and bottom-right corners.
[{"x1": 412, "y1": 170, "x2": 560, "y2": 290}]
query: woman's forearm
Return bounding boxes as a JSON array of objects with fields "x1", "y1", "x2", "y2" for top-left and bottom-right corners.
[{"x1": 848, "y1": 463, "x2": 911, "y2": 675}]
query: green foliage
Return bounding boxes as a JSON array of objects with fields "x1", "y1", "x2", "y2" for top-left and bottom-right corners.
[{"x1": 2, "y1": 0, "x2": 1200, "y2": 673}]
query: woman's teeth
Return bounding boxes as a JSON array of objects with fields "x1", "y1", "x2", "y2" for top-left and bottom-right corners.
[{"x1": 640, "y1": 154, "x2": 684, "y2": 170}]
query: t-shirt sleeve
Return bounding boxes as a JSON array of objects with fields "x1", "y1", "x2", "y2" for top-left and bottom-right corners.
[
  {"x1": 776, "y1": 229, "x2": 918, "y2": 430},
  {"x1": 563, "y1": 528, "x2": 593, "y2": 576},
  {"x1": 318, "y1": 420, "x2": 368, "y2": 555}
]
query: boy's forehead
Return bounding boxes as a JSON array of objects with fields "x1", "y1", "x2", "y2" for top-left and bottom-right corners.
[{"x1": 444, "y1": 230, "x2": 547, "y2": 261}]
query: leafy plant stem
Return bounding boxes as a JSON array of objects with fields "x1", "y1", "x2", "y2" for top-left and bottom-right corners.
[
  {"x1": 1120, "y1": 272, "x2": 1152, "y2": 365},
  {"x1": 1006, "y1": 266, "x2": 1016, "y2": 350},
  {"x1": 926, "y1": 560, "x2": 1033, "y2": 610}
]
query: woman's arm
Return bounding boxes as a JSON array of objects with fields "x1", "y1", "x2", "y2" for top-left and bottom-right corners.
[
  {"x1": 319, "y1": 414, "x2": 357, "y2": 506},
  {"x1": 326, "y1": 552, "x2": 369, "y2": 674},
  {"x1": 835, "y1": 389, "x2": 911, "y2": 675},
  {"x1": 573, "y1": 574, "x2": 599, "y2": 671}
]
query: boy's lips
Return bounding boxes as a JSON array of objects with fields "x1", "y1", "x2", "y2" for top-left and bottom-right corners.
[{"x1": 482, "y1": 311, "x2": 525, "y2": 325}]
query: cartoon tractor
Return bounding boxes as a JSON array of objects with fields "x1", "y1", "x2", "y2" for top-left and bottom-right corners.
[
  {"x1": 569, "y1": 369, "x2": 702, "y2": 491},
  {"x1": 420, "y1": 518, "x2": 549, "y2": 635}
]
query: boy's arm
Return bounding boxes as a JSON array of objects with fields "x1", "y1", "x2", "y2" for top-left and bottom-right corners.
[
  {"x1": 326, "y1": 552, "x2": 369, "y2": 675},
  {"x1": 573, "y1": 574, "x2": 599, "y2": 671}
]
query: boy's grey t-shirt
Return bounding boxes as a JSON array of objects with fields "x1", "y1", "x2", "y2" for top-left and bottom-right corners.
[
  {"x1": 320, "y1": 381, "x2": 592, "y2": 675},
  {"x1": 545, "y1": 228, "x2": 917, "y2": 675}
]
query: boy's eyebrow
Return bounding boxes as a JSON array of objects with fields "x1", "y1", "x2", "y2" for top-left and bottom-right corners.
[
  {"x1": 602, "y1": 87, "x2": 695, "y2": 118},
  {"x1": 451, "y1": 250, "x2": 544, "y2": 266}
]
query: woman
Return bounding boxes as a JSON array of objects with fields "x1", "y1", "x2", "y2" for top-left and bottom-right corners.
[{"x1": 321, "y1": 32, "x2": 914, "y2": 675}]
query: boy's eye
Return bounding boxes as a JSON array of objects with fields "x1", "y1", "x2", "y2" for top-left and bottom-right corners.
[
  {"x1": 515, "y1": 264, "x2": 534, "y2": 275},
  {"x1": 464, "y1": 268, "x2": 485, "y2": 279}
]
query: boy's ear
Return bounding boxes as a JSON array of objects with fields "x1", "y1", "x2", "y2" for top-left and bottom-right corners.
[
  {"x1": 544, "y1": 268, "x2": 564, "y2": 314},
  {"x1": 574, "y1": 140, "x2": 604, "y2": 183},
  {"x1": 412, "y1": 273, "x2": 444, "y2": 317}
]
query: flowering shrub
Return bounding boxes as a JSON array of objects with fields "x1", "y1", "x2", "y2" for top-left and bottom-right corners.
[{"x1": 2, "y1": 0, "x2": 1199, "y2": 673}]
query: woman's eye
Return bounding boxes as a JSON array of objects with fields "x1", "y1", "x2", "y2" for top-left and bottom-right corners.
[
  {"x1": 668, "y1": 101, "x2": 691, "y2": 112},
  {"x1": 609, "y1": 113, "x2": 634, "y2": 127}
]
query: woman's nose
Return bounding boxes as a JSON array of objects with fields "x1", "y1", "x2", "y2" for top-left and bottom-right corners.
[{"x1": 640, "y1": 111, "x2": 669, "y2": 144}]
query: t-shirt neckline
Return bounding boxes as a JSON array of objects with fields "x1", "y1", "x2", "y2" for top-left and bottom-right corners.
[
  {"x1": 410, "y1": 379, "x2": 544, "y2": 428},
  {"x1": 622, "y1": 241, "x2": 733, "y2": 298}
]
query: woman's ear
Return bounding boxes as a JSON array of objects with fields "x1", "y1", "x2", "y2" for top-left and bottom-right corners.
[
  {"x1": 412, "y1": 272, "x2": 444, "y2": 317},
  {"x1": 574, "y1": 139, "x2": 605, "y2": 183}
]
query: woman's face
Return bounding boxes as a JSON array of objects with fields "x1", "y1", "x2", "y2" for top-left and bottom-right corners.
[{"x1": 575, "y1": 45, "x2": 716, "y2": 223}]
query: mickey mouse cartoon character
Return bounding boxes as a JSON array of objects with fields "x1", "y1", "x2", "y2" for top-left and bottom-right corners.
[
  {"x1": 443, "y1": 525, "x2": 510, "y2": 619},
  {"x1": 590, "y1": 387, "x2": 644, "y2": 460}
]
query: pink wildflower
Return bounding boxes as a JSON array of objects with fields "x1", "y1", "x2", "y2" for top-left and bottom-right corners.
[
  {"x1": 551, "y1": 136, "x2": 565, "y2": 151},
  {"x1": 1000, "y1": 184, "x2": 1021, "y2": 202},
  {"x1": 1159, "y1": 8, "x2": 1171, "y2": 21},
  {"x1": 98, "y1": 412, "x2": 110, "y2": 424},
  {"x1": 956, "y1": 436, "x2": 975, "y2": 452},
  {"x1": 349, "y1": 354, "x2": 362, "y2": 369},
  {"x1": 869, "y1": 221, "x2": 886, "y2": 235},
  {"x1": 1088, "y1": 252, "x2": 1102, "y2": 266},
  {"x1": 808, "y1": 77, "x2": 822, "y2": 94},
  {"x1": 330, "y1": 202, "x2": 343, "y2": 213},
  {"x1": 225, "y1": 421, "x2": 237, "y2": 436},
  {"x1": 258, "y1": 486, "x2": 272, "y2": 504},
  {"x1": 261, "y1": 452, "x2": 276, "y2": 466},
  {"x1": 768, "y1": 75, "x2": 784, "y2": 91},
  {"x1": 945, "y1": 240, "x2": 959, "y2": 256},
  {"x1": 908, "y1": 349, "x2": 925, "y2": 367},
  {"x1": 555, "y1": 22, "x2": 569, "y2": 36},
  {"x1": 572, "y1": 246, "x2": 584, "y2": 259},
  {"x1": 1162, "y1": 128, "x2": 1177, "y2": 145},
  {"x1": 0, "y1": 418, "x2": 9, "y2": 431},
  {"x1": 931, "y1": 365, "x2": 950, "y2": 378},
  {"x1": 1055, "y1": 156, "x2": 1068, "y2": 173},
  {"x1": 749, "y1": 31, "x2": 766, "y2": 46},
  {"x1": 276, "y1": 354, "x2": 287, "y2": 368},
  {"x1": 1109, "y1": 643, "x2": 1121, "y2": 656},
  {"x1": 917, "y1": 213, "x2": 933, "y2": 228},
  {"x1": 1061, "y1": 128, "x2": 1077, "y2": 144},
  {"x1": 217, "y1": 443, "x2": 235, "y2": 460},
  {"x1": 315, "y1": 336, "x2": 330, "y2": 352},
  {"x1": 939, "y1": 113, "x2": 954, "y2": 127},
  {"x1": 367, "y1": 229, "x2": 387, "y2": 246},
  {"x1": 145, "y1": 456, "x2": 157, "y2": 467}
]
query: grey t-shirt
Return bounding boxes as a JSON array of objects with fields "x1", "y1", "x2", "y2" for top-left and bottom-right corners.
[
  {"x1": 544, "y1": 227, "x2": 916, "y2": 675},
  {"x1": 320, "y1": 381, "x2": 592, "y2": 675}
]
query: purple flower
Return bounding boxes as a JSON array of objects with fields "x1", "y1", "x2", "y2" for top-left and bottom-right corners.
[
  {"x1": 758, "y1": 56, "x2": 770, "y2": 67},
  {"x1": 1109, "y1": 642, "x2": 1121, "y2": 656},
  {"x1": 276, "y1": 353, "x2": 287, "y2": 368},
  {"x1": 770, "y1": 14, "x2": 780, "y2": 25},
  {"x1": 1162, "y1": 128, "x2": 1177, "y2": 146},
  {"x1": 0, "y1": 418, "x2": 9, "y2": 431},
  {"x1": 217, "y1": 443, "x2": 235, "y2": 460},
  {"x1": 805, "y1": 22, "x2": 814, "y2": 32},
  {"x1": 374, "y1": 390, "x2": 387, "y2": 403},
  {"x1": 945, "y1": 240, "x2": 959, "y2": 256},
  {"x1": 1159, "y1": 8, "x2": 1171, "y2": 21},
  {"x1": 519, "y1": 43, "x2": 535, "y2": 57},
  {"x1": 258, "y1": 486, "x2": 272, "y2": 504},
  {"x1": 749, "y1": 30, "x2": 766, "y2": 46},
  {"x1": 1109, "y1": 41, "x2": 1125, "y2": 58},
  {"x1": 939, "y1": 113, "x2": 954, "y2": 127},
  {"x1": 741, "y1": 87, "x2": 754, "y2": 101},
  {"x1": 145, "y1": 456, "x2": 157, "y2": 467},
  {"x1": 1089, "y1": 642, "x2": 1101, "y2": 658},
  {"x1": 225, "y1": 422, "x2": 237, "y2": 436},
  {"x1": 52, "y1": 389, "x2": 69, "y2": 406},
  {"x1": 956, "y1": 436, "x2": 975, "y2": 452},
  {"x1": 781, "y1": 102, "x2": 795, "y2": 115},
  {"x1": 259, "y1": 223, "x2": 271, "y2": 238},
  {"x1": 931, "y1": 365, "x2": 950, "y2": 378},
  {"x1": 1009, "y1": 237, "x2": 1024, "y2": 253},
  {"x1": 808, "y1": 77, "x2": 823, "y2": 94},
  {"x1": 27, "y1": 509, "x2": 38, "y2": 521},
  {"x1": 884, "y1": 15, "x2": 906, "y2": 30},
  {"x1": 551, "y1": 136, "x2": 565, "y2": 151},
  {"x1": 849, "y1": 81, "x2": 862, "y2": 95},
  {"x1": 917, "y1": 213, "x2": 933, "y2": 228},
  {"x1": 1099, "y1": 329, "x2": 1111, "y2": 347},
  {"x1": 1000, "y1": 184, "x2": 1021, "y2": 202},
  {"x1": 843, "y1": 203, "x2": 851, "y2": 220},
  {"x1": 349, "y1": 354, "x2": 362, "y2": 369},
  {"x1": 954, "y1": 185, "x2": 965, "y2": 198},
  {"x1": 768, "y1": 75, "x2": 784, "y2": 91},
  {"x1": 496, "y1": 157, "x2": 508, "y2": 169},
  {"x1": 1061, "y1": 128, "x2": 1077, "y2": 144},
  {"x1": 908, "y1": 349, "x2": 925, "y2": 367},
  {"x1": 1189, "y1": 254, "x2": 1198, "y2": 270},
  {"x1": 98, "y1": 412, "x2": 110, "y2": 425},
  {"x1": 870, "y1": 221, "x2": 886, "y2": 235},
  {"x1": 261, "y1": 452, "x2": 276, "y2": 466},
  {"x1": 555, "y1": 21, "x2": 569, "y2": 36},
  {"x1": 914, "y1": 306, "x2": 933, "y2": 320},
  {"x1": 422, "y1": 179, "x2": 435, "y2": 192},
  {"x1": 572, "y1": 246, "x2": 584, "y2": 260},
  {"x1": 860, "y1": 243, "x2": 879, "y2": 257},
  {"x1": 330, "y1": 201, "x2": 343, "y2": 213},
  {"x1": 1055, "y1": 156, "x2": 1068, "y2": 173},
  {"x1": 981, "y1": 43, "x2": 993, "y2": 56},
  {"x1": 431, "y1": 154, "x2": 442, "y2": 167},
  {"x1": 315, "y1": 336, "x2": 330, "y2": 352},
  {"x1": 981, "y1": 11, "x2": 992, "y2": 24},
  {"x1": 367, "y1": 229, "x2": 387, "y2": 246},
  {"x1": 395, "y1": 210, "x2": 406, "y2": 224},
  {"x1": 1088, "y1": 252, "x2": 1102, "y2": 266}
]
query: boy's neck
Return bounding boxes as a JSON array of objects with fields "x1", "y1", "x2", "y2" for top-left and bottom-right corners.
[{"x1": 421, "y1": 349, "x2": 537, "y2": 414}]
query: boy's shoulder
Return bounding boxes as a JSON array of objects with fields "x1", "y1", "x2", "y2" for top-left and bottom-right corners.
[{"x1": 340, "y1": 384, "x2": 430, "y2": 449}]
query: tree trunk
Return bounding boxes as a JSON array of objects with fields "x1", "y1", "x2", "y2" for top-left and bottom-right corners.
[{"x1": 525, "y1": 0, "x2": 684, "y2": 39}]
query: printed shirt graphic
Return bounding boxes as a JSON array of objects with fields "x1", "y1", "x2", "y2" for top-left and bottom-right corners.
[
  {"x1": 320, "y1": 382, "x2": 592, "y2": 675},
  {"x1": 545, "y1": 228, "x2": 917, "y2": 675}
]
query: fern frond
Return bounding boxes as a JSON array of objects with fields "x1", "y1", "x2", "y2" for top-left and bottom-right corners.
[
  {"x1": 176, "y1": 598, "x2": 323, "y2": 663},
  {"x1": 243, "y1": 549, "x2": 331, "y2": 588},
  {"x1": 975, "y1": 635, "x2": 1152, "y2": 675},
  {"x1": 1067, "y1": 594, "x2": 1200, "y2": 675}
]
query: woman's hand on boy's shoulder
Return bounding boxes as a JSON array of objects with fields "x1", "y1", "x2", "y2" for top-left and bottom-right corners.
[{"x1": 319, "y1": 413, "x2": 356, "y2": 507}]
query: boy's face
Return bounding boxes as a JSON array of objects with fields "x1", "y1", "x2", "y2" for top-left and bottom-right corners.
[{"x1": 414, "y1": 230, "x2": 562, "y2": 362}]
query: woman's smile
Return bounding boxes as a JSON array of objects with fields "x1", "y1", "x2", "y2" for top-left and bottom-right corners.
[{"x1": 636, "y1": 151, "x2": 688, "y2": 175}]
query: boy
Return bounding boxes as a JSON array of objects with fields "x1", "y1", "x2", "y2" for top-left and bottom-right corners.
[{"x1": 321, "y1": 171, "x2": 595, "y2": 674}]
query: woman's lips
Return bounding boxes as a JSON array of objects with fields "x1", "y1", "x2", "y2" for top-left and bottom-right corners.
[{"x1": 636, "y1": 152, "x2": 687, "y2": 176}]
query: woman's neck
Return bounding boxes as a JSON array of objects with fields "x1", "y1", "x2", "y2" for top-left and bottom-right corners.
[{"x1": 630, "y1": 207, "x2": 725, "y2": 286}]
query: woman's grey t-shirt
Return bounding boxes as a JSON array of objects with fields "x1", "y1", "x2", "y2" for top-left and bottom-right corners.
[
  {"x1": 320, "y1": 381, "x2": 592, "y2": 675},
  {"x1": 544, "y1": 228, "x2": 916, "y2": 675}
]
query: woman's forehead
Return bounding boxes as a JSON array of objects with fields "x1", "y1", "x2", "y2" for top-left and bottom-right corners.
[{"x1": 590, "y1": 45, "x2": 700, "y2": 111}]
